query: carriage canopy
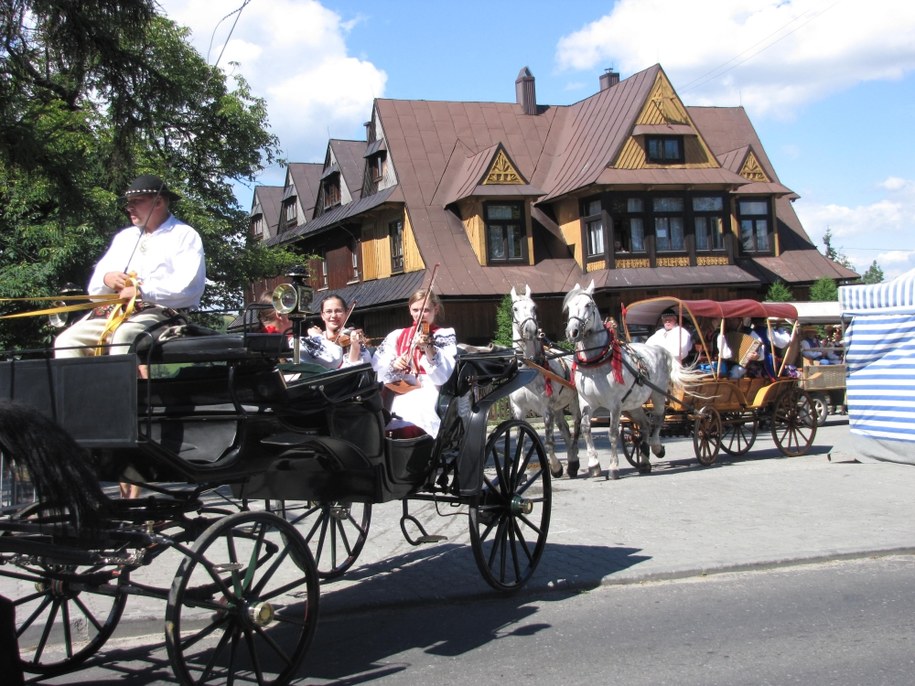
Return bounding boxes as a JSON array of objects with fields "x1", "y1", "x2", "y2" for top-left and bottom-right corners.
[{"x1": 622, "y1": 297, "x2": 798, "y2": 328}]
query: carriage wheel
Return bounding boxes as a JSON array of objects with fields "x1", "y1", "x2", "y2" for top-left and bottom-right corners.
[
  {"x1": 692, "y1": 406, "x2": 722, "y2": 466},
  {"x1": 277, "y1": 500, "x2": 372, "y2": 579},
  {"x1": 720, "y1": 413, "x2": 758, "y2": 455},
  {"x1": 12, "y1": 560, "x2": 128, "y2": 675},
  {"x1": 620, "y1": 422, "x2": 641, "y2": 469},
  {"x1": 469, "y1": 420, "x2": 551, "y2": 593},
  {"x1": 165, "y1": 511, "x2": 319, "y2": 686},
  {"x1": 771, "y1": 387, "x2": 818, "y2": 457}
]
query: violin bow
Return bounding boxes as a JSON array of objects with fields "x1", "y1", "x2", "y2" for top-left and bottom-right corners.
[{"x1": 407, "y1": 263, "x2": 440, "y2": 372}]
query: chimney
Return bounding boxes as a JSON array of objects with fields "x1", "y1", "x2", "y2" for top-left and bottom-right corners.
[
  {"x1": 515, "y1": 67, "x2": 537, "y2": 115},
  {"x1": 599, "y1": 69, "x2": 620, "y2": 91}
]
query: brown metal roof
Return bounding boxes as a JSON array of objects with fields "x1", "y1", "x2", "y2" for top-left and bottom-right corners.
[
  {"x1": 249, "y1": 185, "x2": 283, "y2": 240},
  {"x1": 328, "y1": 139, "x2": 367, "y2": 202}
]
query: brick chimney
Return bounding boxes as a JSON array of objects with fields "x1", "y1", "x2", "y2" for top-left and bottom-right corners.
[
  {"x1": 599, "y1": 69, "x2": 620, "y2": 91},
  {"x1": 515, "y1": 67, "x2": 537, "y2": 115}
]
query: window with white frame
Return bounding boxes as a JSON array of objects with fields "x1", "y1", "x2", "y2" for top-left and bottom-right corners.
[{"x1": 653, "y1": 197, "x2": 685, "y2": 252}]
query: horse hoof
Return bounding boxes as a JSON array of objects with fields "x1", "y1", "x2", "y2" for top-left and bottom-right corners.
[
  {"x1": 587, "y1": 465, "x2": 602, "y2": 479},
  {"x1": 551, "y1": 465, "x2": 564, "y2": 479},
  {"x1": 610, "y1": 468, "x2": 619, "y2": 480},
  {"x1": 656, "y1": 446, "x2": 666, "y2": 458},
  {"x1": 638, "y1": 463, "x2": 652, "y2": 474},
  {"x1": 567, "y1": 461, "x2": 579, "y2": 478}
]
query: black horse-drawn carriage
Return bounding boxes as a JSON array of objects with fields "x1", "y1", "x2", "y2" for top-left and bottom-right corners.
[{"x1": 0, "y1": 293, "x2": 551, "y2": 684}]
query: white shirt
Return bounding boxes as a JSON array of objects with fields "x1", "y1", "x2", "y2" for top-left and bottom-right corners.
[
  {"x1": 646, "y1": 325, "x2": 693, "y2": 361},
  {"x1": 87, "y1": 214, "x2": 206, "y2": 309}
]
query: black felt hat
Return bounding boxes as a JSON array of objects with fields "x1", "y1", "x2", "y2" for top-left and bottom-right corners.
[
  {"x1": 124, "y1": 174, "x2": 180, "y2": 201},
  {"x1": 661, "y1": 308, "x2": 677, "y2": 318}
]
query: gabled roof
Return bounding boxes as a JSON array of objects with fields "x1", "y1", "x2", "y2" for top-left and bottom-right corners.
[
  {"x1": 539, "y1": 64, "x2": 661, "y2": 201},
  {"x1": 327, "y1": 139, "x2": 368, "y2": 202},
  {"x1": 438, "y1": 142, "x2": 544, "y2": 206},
  {"x1": 284, "y1": 162, "x2": 322, "y2": 222},
  {"x1": 249, "y1": 185, "x2": 283, "y2": 240}
]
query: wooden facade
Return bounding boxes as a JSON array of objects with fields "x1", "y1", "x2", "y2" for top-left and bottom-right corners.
[{"x1": 249, "y1": 64, "x2": 857, "y2": 345}]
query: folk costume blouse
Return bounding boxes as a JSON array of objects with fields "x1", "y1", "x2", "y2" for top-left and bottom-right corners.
[{"x1": 372, "y1": 325, "x2": 457, "y2": 437}]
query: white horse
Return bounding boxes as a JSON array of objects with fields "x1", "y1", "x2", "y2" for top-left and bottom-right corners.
[
  {"x1": 508, "y1": 285, "x2": 582, "y2": 478},
  {"x1": 564, "y1": 281, "x2": 705, "y2": 480}
]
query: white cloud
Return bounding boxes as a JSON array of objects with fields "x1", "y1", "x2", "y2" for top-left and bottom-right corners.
[
  {"x1": 555, "y1": 0, "x2": 915, "y2": 119},
  {"x1": 158, "y1": 0, "x2": 385, "y2": 161},
  {"x1": 794, "y1": 179, "x2": 915, "y2": 281}
]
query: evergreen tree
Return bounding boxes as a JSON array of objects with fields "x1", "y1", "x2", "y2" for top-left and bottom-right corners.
[
  {"x1": 492, "y1": 294, "x2": 514, "y2": 347},
  {"x1": 0, "y1": 1, "x2": 295, "y2": 348},
  {"x1": 821, "y1": 227, "x2": 853, "y2": 269},
  {"x1": 862, "y1": 261, "x2": 884, "y2": 284},
  {"x1": 809, "y1": 277, "x2": 838, "y2": 301},
  {"x1": 766, "y1": 280, "x2": 794, "y2": 302}
]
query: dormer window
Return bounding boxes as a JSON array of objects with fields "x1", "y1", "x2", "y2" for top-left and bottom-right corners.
[
  {"x1": 646, "y1": 135, "x2": 684, "y2": 164},
  {"x1": 281, "y1": 198, "x2": 297, "y2": 230},
  {"x1": 369, "y1": 151, "x2": 386, "y2": 182},
  {"x1": 323, "y1": 177, "x2": 341, "y2": 209},
  {"x1": 485, "y1": 202, "x2": 526, "y2": 264},
  {"x1": 251, "y1": 213, "x2": 265, "y2": 238}
]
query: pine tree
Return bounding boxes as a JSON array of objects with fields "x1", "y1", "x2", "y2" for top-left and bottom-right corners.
[
  {"x1": 809, "y1": 277, "x2": 838, "y2": 301},
  {"x1": 862, "y1": 261, "x2": 884, "y2": 284},
  {"x1": 492, "y1": 294, "x2": 514, "y2": 347},
  {"x1": 766, "y1": 280, "x2": 794, "y2": 302}
]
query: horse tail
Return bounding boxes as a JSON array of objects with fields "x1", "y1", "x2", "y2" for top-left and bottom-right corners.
[
  {"x1": 668, "y1": 357, "x2": 714, "y2": 396},
  {"x1": 0, "y1": 400, "x2": 108, "y2": 531}
]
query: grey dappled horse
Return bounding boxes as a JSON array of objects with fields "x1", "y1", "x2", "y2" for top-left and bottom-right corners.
[
  {"x1": 563, "y1": 282, "x2": 705, "y2": 480},
  {"x1": 508, "y1": 286, "x2": 582, "y2": 478}
]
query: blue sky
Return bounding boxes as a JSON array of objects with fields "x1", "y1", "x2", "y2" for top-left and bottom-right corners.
[{"x1": 160, "y1": 0, "x2": 915, "y2": 280}]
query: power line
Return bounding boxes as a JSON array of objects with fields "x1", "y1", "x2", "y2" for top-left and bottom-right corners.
[{"x1": 206, "y1": 0, "x2": 252, "y2": 69}]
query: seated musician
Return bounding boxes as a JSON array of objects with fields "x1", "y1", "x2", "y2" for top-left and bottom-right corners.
[
  {"x1": 371, "y1": 288, "x2": 457, "y2": 438},
  {"x1": 256, "y1": 293, "x2": 366, "y2": 370},
  {"x1": 306, "y1": 294, "x2": 371, "y2": 367},
  {"x1": 745, "y1": 318, "x2": 791, "y2": 378},
  {"x1": 54, "y1": 175, "x2": 206, "y2": 365}
]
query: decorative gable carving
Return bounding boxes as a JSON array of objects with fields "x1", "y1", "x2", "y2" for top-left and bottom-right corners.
[
  {"x1": 643, "y1": 73, "x2": 690, "y2": 126},
  {"x1": 740, "y1": 151, "x2": 771, "y2": 183},
  {"x1": 482, "y1": 147, "x2": 525, "y2": 185}
]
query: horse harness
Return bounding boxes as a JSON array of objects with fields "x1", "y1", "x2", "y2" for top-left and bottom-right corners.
[{"x1": 572, "y1": 321, "x2": 654, "y2": 405}]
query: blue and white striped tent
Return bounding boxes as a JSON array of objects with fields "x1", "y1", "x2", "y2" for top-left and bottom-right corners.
[{"x1": 839, "y1": 269, "x2": 915, "y2": 464}]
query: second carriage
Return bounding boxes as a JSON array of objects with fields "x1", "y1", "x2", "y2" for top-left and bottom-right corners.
[{"x1": 619, "y1": 297, "x2": 818, "y2": 467}]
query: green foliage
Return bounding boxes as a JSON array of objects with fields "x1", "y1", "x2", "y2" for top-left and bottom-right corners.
[
  {"x1": 765, "y1": 280, "x2": 794, "y2": 302},
  {"x1": 809, "y1": 277, "x2": 838, "y2": 302},
  {"x1": 492, "y1": 294, "x2": 514, "y2": 347},
  {"x1": 821, "y1": 227, "x2": 853, "y2": 269},
  {"x1": 0, "y1": 1, "x2": 295, "y2": 349},
  {"x1": 862, "y1": 261, "x2": 884, "y2": 284}
]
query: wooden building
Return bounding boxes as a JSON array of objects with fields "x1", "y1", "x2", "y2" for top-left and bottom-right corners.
[{"x1": 249, "y1": 64, "x2": 857, "y2": 344}]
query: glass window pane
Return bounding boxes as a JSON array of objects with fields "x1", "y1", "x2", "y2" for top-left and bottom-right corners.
[
  {"x1": 693, "y1": 196, "x2": 723, "y2": 212},
  {"x1": 489, "y1": 229, "x2": 505, "y2": 259},
  {"x1": 654, "y1": 197, "x2": 683, "y2": 212},
  {"x1": 629, "y1": 219, "x2": 644, "y2": 252},
  {"x1": 739, "y1": 200, "x2": 768, "y2": 215},
  {"x1": 585, "y1": 199, "x2": 601, "y2": 216},
  {"x1": 627, "y1": 198, "x2": 643, "y2": 212}
]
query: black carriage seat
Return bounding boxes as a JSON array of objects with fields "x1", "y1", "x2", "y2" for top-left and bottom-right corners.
[{"x1": 438, "y1": 345, "x2": 519, "y2": 407}]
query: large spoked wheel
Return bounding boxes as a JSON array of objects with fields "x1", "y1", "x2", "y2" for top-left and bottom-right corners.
[
  {"x1": 165, "y1": 511, "x2": 320, "y2": 686},
  {"x1": 469, "y1": 420, "x2": 551, "y2": 593},
  {"x1": 720, "y1": 413, "x2": 759, "y2": 455},
  {"x1": 620, "y1": 422, "x2": 641, "y2": 469},
  {"x1": 771, "y1": 387, "x2": 818, "y2": 457},
  {"x1": 12, "y1": 559, "x2": 128, "y2": 675},
  {"x1": 692, "y1": 406, "x2": 722, "y2": 466},
  {"x1": 278, "y1": 500, "x2": 372, "y2": 579}
]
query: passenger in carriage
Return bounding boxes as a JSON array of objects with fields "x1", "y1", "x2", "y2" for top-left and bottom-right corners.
[
  {"x1": 646, "y1": 308, "x2": 693, "y2": 362},
  {"x1": 800, "y1": 326, "x2": 841, "y2": 365},
  {"x1": 372, "y1": 289, "x2": 457, "y2": 439},
  {"x1": 744, "y1": 318, "x2": 792, "y2": 378},
  {"x1": 256, "y1": 293, "x2": 368, "y2": 370},
  {"x1": 54, "y1": 175, "x2": 206, "y2": 364},
  {"x1": 306, "y1": 294, "x2": 372, "y2": 367},
  {"x1": 694, "y1": 318, "x2": 731, "y2": 376}
]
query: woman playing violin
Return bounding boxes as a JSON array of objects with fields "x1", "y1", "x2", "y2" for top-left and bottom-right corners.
[
  {"x1": 308, "y1": 294, "x2": 371, "y2": 367},
  {"x1": 372, "y1": 288, "x2": 457, "y2": 438}
]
